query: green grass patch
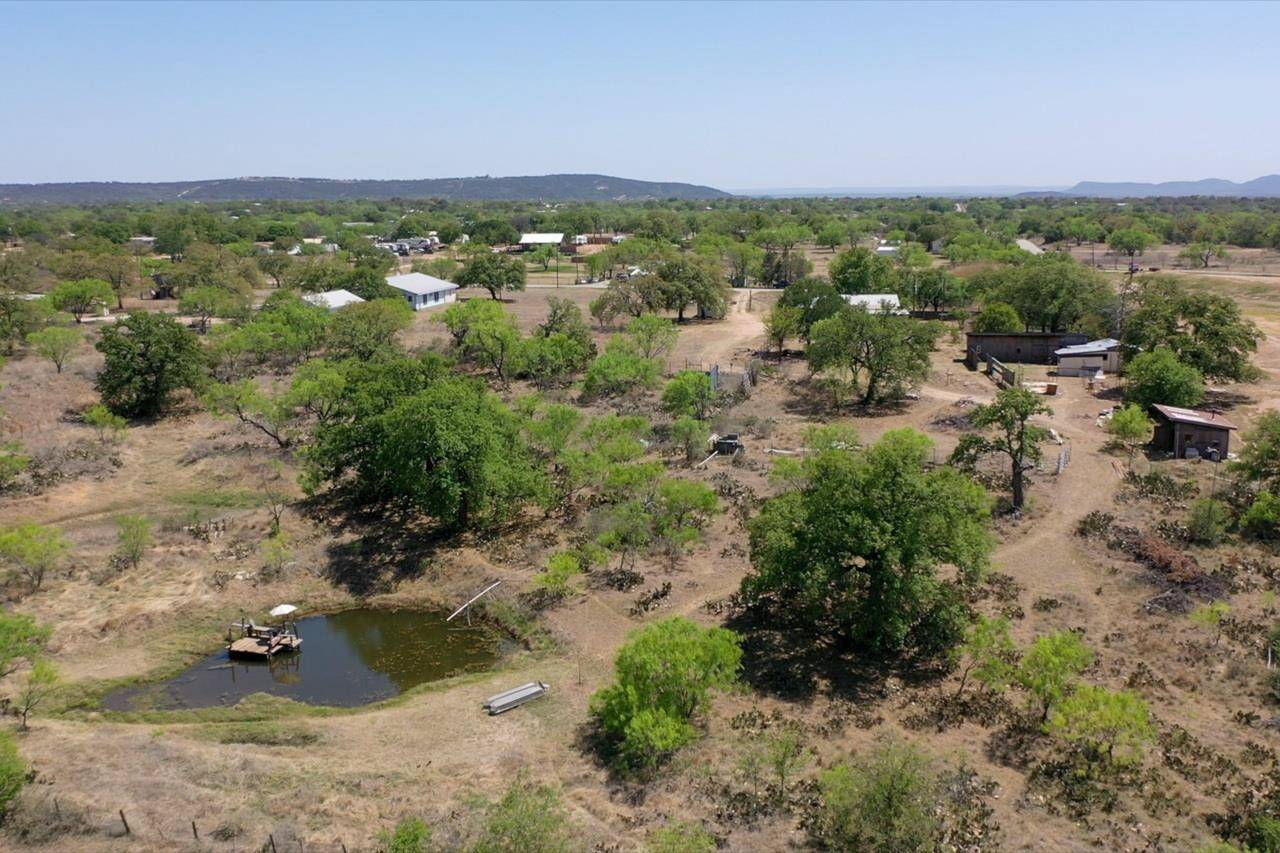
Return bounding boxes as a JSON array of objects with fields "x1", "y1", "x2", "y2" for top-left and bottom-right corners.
[
  {"x1": 171, "y1": 487, "x2": 270, "y2": 509},
  {"x1": 204, "y1": 721, "x2": 321, "y2": 747}
]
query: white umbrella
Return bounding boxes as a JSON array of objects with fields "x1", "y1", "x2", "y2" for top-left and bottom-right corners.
[{"x1": 269, "y1": 604, "x2": 299, "y2": 618}]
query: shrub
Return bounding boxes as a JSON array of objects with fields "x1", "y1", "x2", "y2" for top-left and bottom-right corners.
[
  {"x1": 0, "y1": 730, "x2": 26, "y2": 815},
  {"x1": 1242, "y1": 492, "x2": 1280, "y2": 541},
  {"x1": 114, "y1": 514, "x2": 153, "y2": 570},
  {"x1": 669, "y1": 416, "x2": 710, "y2": 463},
  {"x1": 646, "y1": 821, "x2": 716, "y2": 853},
  {"x1": 1190, "y1": 602, "x2": 1230, "y2": 645},
  {"x1": 581, "y1": 342, "x2": 661, "y2": 399},
  {"x1": 1048, "y1": 685, "x2": 1154, "y2": 769},
  {"x1": 813, "y1": 742, "x2": 939, "y2": 852},
  {"x1": 83, "y1": 404, "x2": 127, "y2": 443},
  {"x1": 661, "y1": 371, "x2": 715, "y2": 420},
  {"x1": 26, "y1": 326, "x2": 82, "y2": 373},
  {"x1": 378, "y1": 817, "x2": 433, "y2": 853},
  {"x1": 471, "y1": 778, "x2": 574, "y2": 853},
  {"x1": 532, "y1": 551, "x2": 584, "y2": 602},
  {"x1": 1018, "y1": 631, "x2": 1093, "y2": 722},
  {"x1": 0, "y1": 523, "x2": 69, "y2": 592},
  {"x1": 590, "y1": 616, "x2": 741, "y2": 768},
  {"x1": 1186, "y1": 498, "x2": 1231, "y2": 545}
]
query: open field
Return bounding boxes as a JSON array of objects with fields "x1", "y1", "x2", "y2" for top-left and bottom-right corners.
[{"x1": 2, "y1": 269, "x2": 1280, "y2": 851}]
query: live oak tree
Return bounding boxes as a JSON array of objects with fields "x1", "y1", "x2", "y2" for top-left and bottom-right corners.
[
  {"x1": 1123, "y1": 277, "x2": 1260, "y2": 381},
  {"x1": 778, "y1": 278, "x2": 850, "y2": 343},
  {"x1": 971, "y1": 302, "x2": 1023, "y2": 333},
  {"x1": 807, "y1": 308, "x2": 938, "y2": 405},
  {"x1": 1180, "y1": 241, "x2": 1229, "y2": 269},
  {"x1": 304, "y1": 374, "x2": 544, "y2": 529},
  {"x1": 951, "y1": 387, "x2": 1051, "y2": 511},
  {"x1": 456, "y1": 252, "x2": 527, "y2": 300},
  {"x1": 829, "y1": 247, "x2": 896, "y2": 295},
  {"x1": 1124, "y1": 347, "x2": 1204, "y2": 409},
  {"x1": 744, "y1": 429, "x2": 992, "y2": 658},
  {"x1": 1108, "y1": 227, "x2": 1156, "y2": 263},
  {"x1": 95, "y1": 311, "x2": 206, "y2": 417}
]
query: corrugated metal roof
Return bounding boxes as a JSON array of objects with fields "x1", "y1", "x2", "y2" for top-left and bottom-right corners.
[
  {"x1": 1055, "y1": 338, "x2": 1120, "y2": 356},
  {"x1": 1152, "y1": 405, "x2": 1238, "y2": 431},
  {"x1": 386, "y1": 272, "x2": 459, "y2": 296},
  {"x1": 518, "y1": 232, "x2": 564, "y2": 244}
]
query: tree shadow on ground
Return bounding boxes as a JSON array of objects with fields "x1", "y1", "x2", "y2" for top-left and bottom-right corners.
[
  {"x1": 298, "y1": 491, "x2": 454, "y2": 596},
  {"x1": 780, "y1": 376, "x2": 912, "y2": 420},
  {"x1": 1205, "y1": 388, "x2": 1256, "y2": 411},
  {"x1": 725, "y1": 603, "x2": 943, "y2": 704}
]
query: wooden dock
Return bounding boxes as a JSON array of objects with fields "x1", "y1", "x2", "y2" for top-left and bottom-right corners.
[{"x1": 227, "y1": 621, "x2": 302, "y2": 659}]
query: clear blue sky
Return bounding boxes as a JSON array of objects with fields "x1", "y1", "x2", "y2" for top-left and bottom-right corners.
[{"x1": 4, "y1": 0, "x2": 1278, "y2": 189}]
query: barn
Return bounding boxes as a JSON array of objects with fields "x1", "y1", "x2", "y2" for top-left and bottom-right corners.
[
  {"x1": 964, "y1": 332, "x2": 1088, "y2": 369},
  {"x1": 1150, "y1": 405, "x2": 1237, "y2": 460}
]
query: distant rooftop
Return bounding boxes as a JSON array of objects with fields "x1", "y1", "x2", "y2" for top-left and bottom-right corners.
[{"x1": 519, "y1": 233, "x2": 564, "y2": 244}]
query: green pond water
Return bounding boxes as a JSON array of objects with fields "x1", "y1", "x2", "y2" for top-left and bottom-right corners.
[{"x1": 103, "y1": 608, "x2": 505, "y2": 710}]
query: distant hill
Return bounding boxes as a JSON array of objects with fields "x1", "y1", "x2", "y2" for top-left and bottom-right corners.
[
  {"x1": 0, "y1": 174, "x2": 732, "y2": 205},
  {"x1": 1064, "y1": 174, "x2": 1280, "y2": 198}
]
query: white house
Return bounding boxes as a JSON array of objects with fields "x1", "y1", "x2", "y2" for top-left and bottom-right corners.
[
  {"x1": 386, "y1": 272, "x2": 458, "y2": 311},
  {"x1": 1054, "y1": 338, "x2": 1123, "y2": 376},
  {"x1": 842, "y1": 293, "x2": 907, "y2": 315},
  {"x1": 303, "y1": 289, "x2": 365, "y2": 312}
]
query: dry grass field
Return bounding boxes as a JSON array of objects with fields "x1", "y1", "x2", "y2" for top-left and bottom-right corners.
[{"x1": 3, "y1": 271, "x2": 1280, "y2": 851}]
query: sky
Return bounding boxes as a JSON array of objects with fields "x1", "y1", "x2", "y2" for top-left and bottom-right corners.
[{"x1": 3, "y1": 0, "x2": 1279, "y2": 190}]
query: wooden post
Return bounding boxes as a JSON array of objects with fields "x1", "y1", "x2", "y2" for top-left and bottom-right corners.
[
  {"x1": 192, "y1": 820, "x2": 199, "y2": 840},
  {"x1": 118, "y1": 809, "x2": 131, "y2": 835},
  {"x1": 269, "y1": 834, "x2": 278, "y2": 853}
]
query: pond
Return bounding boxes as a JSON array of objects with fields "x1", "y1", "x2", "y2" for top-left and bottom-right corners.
[{"x1": 103, "y1": 608, "x2": 506, "y2": 711}]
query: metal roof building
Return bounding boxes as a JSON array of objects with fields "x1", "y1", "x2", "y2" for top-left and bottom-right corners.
[
  {"x1": 1150, "y1": 405, "x2": 1238, "y2": 459},
  {"x1": 302, "y1": 289, "x2": 365, "y2": 311},
  {"x1": 386, "y1": 272, "x2": 459, "y2": 311}
]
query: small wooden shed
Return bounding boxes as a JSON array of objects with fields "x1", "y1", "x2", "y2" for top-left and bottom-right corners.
[{"x1": 1150, "y1": 405, "x2": 1237, "y2": 460}]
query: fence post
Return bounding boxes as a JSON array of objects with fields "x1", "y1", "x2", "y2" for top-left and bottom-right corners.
[{"x1": 118, "y1": 809, "x2": 130, "y2": 835}]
